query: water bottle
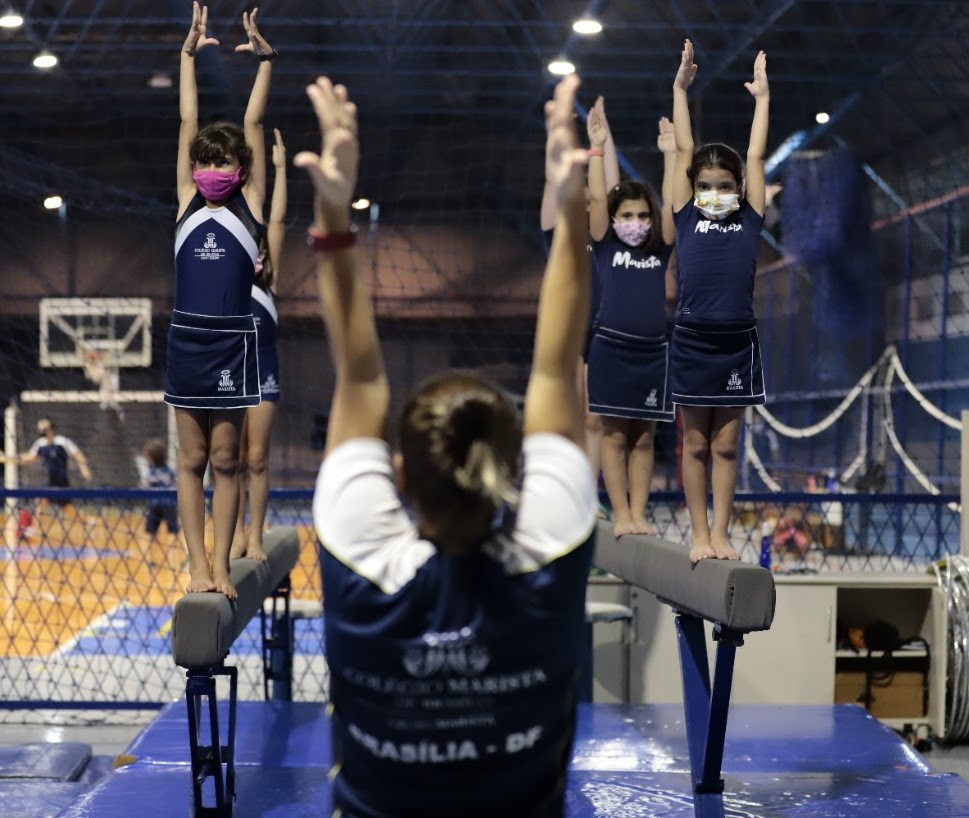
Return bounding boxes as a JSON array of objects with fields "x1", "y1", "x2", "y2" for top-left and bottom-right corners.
[{"x1": 759, "y1": 521, "x2": 772, "y2": 570}]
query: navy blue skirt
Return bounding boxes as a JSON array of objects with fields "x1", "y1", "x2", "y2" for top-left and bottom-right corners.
[
  {"x1": 165, "y1": 311, "x2": 261, "y2": 409},
  {"x1": 670, "y1": 322, "x2": 766, "y2": 407},
  {"x1": 587, "y1": 328, "x2": 674, "y2": 421},
  {"x1": 257, "y1": 342, "x2": 280, "y2": 403}
]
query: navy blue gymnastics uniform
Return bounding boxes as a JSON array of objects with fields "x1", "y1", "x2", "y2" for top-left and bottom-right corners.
[
  {"x1": 144, "y1": 463, "x2": 179, "y2": 535},
  {"x1": 165, "y1": 191, "x2": 264, "y2": 409},
  {"x1": 542, "y1": 229, "x2": 599, "y2": 361},
  {"x1": 670, "y1": 199, "x2": 766, "y2": 407},
  {"x1": 251, "y1": 284, "x2": 280, "y2": 402},
  {"x1": 314, "y1": 435, "x2": 597, "y2": 818},
  {"x1": 586, "y1": 234, "x2": 674, "y2": 421},
  {"x1": 28, "y1": 435, "x2": 77, "y2": 488}
]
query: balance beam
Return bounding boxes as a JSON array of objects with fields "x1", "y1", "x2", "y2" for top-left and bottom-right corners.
[
  {"x1": 594, "y1": 521, "x2": 776, "y2": 818},
  {"x1": 170, "y1": 527, "x2": 301, "y2": 818}
]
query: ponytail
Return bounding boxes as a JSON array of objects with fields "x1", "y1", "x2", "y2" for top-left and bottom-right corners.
[{"x1": 400, "y1": 373, "x2": 522, "y2": 544}]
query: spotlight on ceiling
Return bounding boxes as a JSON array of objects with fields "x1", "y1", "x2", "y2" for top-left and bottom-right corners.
[
  {"x1": 148, "y1": 72, "x2": 173, "y2": 89},
  {"x1": 572, "y1": 19, "x2": 602, "y2": 35},
  {"x1": 32, "y1": 49, "x2": 58, "y2": 69},
  {"x1": 547, "y1": 59, "x2": 576, "y2": 76},
  {"x1": 0, "y1": 9, "x2": 24, "y2": 28},
  {"x1": 43, "y1": 195, "x2": 63, "y2": 210},
  {"x1": 815, "y1": 111, "x2": 830, "y2": 124},
  {"x1": 351, "y1": 198, "x2": 371, "y2": 210}
]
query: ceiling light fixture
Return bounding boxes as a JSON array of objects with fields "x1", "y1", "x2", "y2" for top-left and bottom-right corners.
[
  {"x1": 32, "y1": 49, "x2": 57, "y2": 69},
  {"x1": 547, "y1": 59, "x2": 575, "y2": 76},
  {"x1": 572, "y1": 19, "x2": 602, "y2": 35},
  {"x1": 0, "y1": 9, "x2": 24, "y2": 28},
  {"x1": 351, "y1": 198, "x2": 371, "y2": 210},
  {"x1": 43, "y1": 195, "x2": 63, "y2": 210},
  {"x1": 815, "y1": 111, "x2": 830, "y2": 124},
  {"x1": 148, "y1": 71, "x2": 173, "y2": 89}
]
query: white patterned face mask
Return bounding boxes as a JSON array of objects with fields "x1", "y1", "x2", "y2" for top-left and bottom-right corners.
[
  {"x1": 612, "y1": 218, "x2": 651, "y2": 246},
  {"x1": 694, "y1": 191, "x2": 740, "y2": 221}
]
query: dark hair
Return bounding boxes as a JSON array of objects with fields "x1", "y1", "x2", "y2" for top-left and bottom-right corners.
[
  {"x1": 144, "y1": 438, "x2": 168, "y2": 467},
  {"x1": 254, "y1": 236, "x2": 274, "y2": 291},
  {"x1": 189, "y1": 121, "x2": 253, "y2": 184},
  {"x1": 607, "y1": 179, "x2": 663, "y2": 254},
  {"x1": 687, "y1": 142, "x2": 745, "y2": 195},
  {"x1": 399, "y1": 372, "x2": 522, "y2": 546}
]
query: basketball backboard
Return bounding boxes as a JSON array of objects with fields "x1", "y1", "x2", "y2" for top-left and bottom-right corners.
[{"x1": 39, "y1": 297, "x2": 152, "y2": 369}]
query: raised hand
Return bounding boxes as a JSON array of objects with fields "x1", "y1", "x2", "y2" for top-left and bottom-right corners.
[
  {"x1": 674, "y1": 39, "x2": 698, "y2": 90},
  {"x1": 183, "y1": 2, "x2": 219, "y2": 56},
  {"x1": 235, "y1": 8, "x2": 273, "y2": 57},
  {"x1": 586, "y1": 96, "x2": 609, "y2": 150},
  {"x1": 657, "y1": 116, "x2": 676, "y2": 154},
  {"x1": 545, "y1": 75, "x2": 587, "y2": 210},
  {"x1": 744, "y1": 50, "x2": 769, "y2": 99},
  {"x1": 295, "y1": 77, "x2": 359, "y2": 211},
  {"x1": 271, "y1": 128, "x2": 286, "y2": 168}
]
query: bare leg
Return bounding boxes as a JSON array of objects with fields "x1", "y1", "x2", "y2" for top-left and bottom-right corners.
[
  {"x1": 580, "y1": 362, "x2": 603, "y2": 481},
  {"x1": 208, "y1": 409, "x2": 245, "y2": 599},
  {"x1": 175, "y1": 408, "x2": 216, "y2": 593},
  {"x1": 244, "y1": 400, "x2": 276, "y2": 561},
  {"x1": 600, "y1": 416, "x2": 634, "y2": 537},
  {"x1": 680, "y1": 406, "x2": 716, "y2": 562},
  {"x1": 709, "y1": 407, "x2": 744, "y2": 560},
  {"x1": 230, "y1": 412, "x2": 250, "y2": 560},
  {"x1": 627, "y1": 419, "x2": 657, "y2": 535}
]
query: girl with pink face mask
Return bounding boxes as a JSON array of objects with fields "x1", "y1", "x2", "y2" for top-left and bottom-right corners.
[
  {"x1": 669, "y1": 39, "x2": 770, "y2": 565},
  {"x1": 585, "y1": 99, "x2": 677, "y2": 539},
  {"x1": 165, "y1": 2, "x2": 276, "y2": 599}
]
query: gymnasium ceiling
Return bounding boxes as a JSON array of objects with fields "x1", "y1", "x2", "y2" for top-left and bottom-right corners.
[{"x1": 1, "y1": 0, "x2": 968, "y2": 223}]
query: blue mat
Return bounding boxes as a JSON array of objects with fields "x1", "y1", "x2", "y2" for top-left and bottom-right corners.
[
  {"x1": 55, "y1": 702, "x2": 969, "y2": 817},
  {"x1": 0, "y1": 780, "x2": 85, "y2": 818},
  {"x1": 0, "y1": 742, "x2": 91, "y2": 780}
]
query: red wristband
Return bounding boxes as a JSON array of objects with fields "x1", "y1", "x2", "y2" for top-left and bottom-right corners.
[
  {"x1": 587, "y1": 148, "x2": 605, "y2": 157},
  {"x1": 307, "y1": 226, "x2": 357, "y2": 252}
]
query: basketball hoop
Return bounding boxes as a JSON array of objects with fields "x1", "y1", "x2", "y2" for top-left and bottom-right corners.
[{"x1": 82, "y1": 348, "x2": 122, "y2": 414}]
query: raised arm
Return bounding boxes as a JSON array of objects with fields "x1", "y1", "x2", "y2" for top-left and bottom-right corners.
[
  {"x1": 657, "y1": 116, "x2": 677, "y2": 245},
  {"x1": 177, "y1": 2, "x2": 219, "y2": 209},
  {"x1": 743, "y1": 51, "x2": 769, "y2": 216},
  {"x1": 266, "y1": 128, "x2": 287, "y2": 289},
  {"x1": 71, "y1": 445, "x2": 92, "y2": 483},
  {"x1": 236, "y1": 8, "x2": 274, "y2": 213},
  {"x1": 587, "y1": 96, "x2": 611, "y2": 241},
  {"x1": 296, "y1": 78, "x2": 388, "y2": 453},
  {"x1": 671, "y1": 39, "x2": 698, "y2": 213},
  {"x1": 523, "y1": 75, "x2": 589, "y2": 444}
]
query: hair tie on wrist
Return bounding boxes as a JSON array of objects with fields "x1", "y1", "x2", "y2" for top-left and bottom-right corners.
[
  {"x1": 258, "y1": 49, "x2": 278, "y2": 62},
  {"x1": 587, "y1": 148, "x2": 605, "y2": 157},
  {"x1": 307, "y1": 226, "x2": 357, "y2": 252}
]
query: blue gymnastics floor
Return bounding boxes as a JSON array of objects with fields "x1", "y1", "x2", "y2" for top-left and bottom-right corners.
[{"x1": 55, "y1": 702, "x2": 969, "y2": 817}]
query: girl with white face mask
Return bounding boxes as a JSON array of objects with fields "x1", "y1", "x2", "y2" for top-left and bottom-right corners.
[
  {"x1": 586, "y1": 99, "x2": 677, "y2": 540},
  {"x1": 668, "y1": 39, "x2": 770, "y2": 565}
]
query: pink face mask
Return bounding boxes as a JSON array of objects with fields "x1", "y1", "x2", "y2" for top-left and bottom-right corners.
[
  {"x1": 612, "y1": 218, "x2": 651, "y2": 247},
  {"x1": 193, "y1": 168, "x2": 241, "y2": 202}
]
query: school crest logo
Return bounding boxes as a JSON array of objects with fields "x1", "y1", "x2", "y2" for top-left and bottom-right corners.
[
  {"x1": 261, "y1": 373, "x2": 279, "y2": 395},
  {"x1": 196, "y1": 232, "x2": 226, "y2": 261},
  {"x1": 403, "y1": 629, "x2": 491, "y2": 678},
  {"x1": 217, "y1": 370, "x2": 235, "y2": 392},
  {"x1": 726, "y1": 370, "x2": 743, "y2": 390},
  {"x1": 645, "y1": 388, "x2": 658, "y2": 407}
]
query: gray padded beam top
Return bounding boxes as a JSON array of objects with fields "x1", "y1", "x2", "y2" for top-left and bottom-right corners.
[
  {"x1": 594, "y1": 521, "x2": 775, "y2": 633},
  {"x1": 171, "y1": 527, "x2": 301, "y2": 669}
]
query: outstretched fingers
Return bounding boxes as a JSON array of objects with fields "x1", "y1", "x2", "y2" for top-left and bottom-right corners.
[{"x1": 545, "y1": 75, "x2": 587, "y2": 207}]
